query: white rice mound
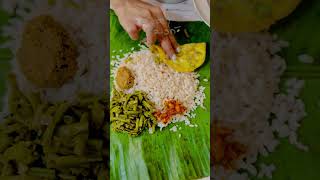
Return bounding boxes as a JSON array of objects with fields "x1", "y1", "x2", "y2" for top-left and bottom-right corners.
[
  {"x1": 212, "y1": 32, "x2": 308, "y2": 179},
  {"x1": 1, "y1": 0, "x2": 107, "y2": 104},
  {"x1": 111, "y1": 49, "x2": 206, "y2": 128}
]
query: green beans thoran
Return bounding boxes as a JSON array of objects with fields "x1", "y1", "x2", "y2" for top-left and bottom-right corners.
[
  {"x1": 0, "y1": 74, "x2": 109, "y2": 179},
  {"x1": 111, "y1": 90, "x2": 157, "y2": 136}
]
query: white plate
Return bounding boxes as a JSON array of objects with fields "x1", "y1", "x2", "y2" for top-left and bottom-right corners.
[{"x1": 193, "y1": 0, "x2": 210, "y2": 26}]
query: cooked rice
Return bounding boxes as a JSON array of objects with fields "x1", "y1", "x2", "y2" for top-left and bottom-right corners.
[
  {"x1": 212, "y1": 31, "x2": 308, "y2": 179},
  {"x1": 1, "y1": 0, "x2": 107, "y2": 105},
  {"x1": 111, "y1": 49, "x2": 206, "y2": 127}
]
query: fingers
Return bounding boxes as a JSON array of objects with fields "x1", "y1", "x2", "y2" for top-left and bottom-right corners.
[
  {"x1": 139, "y1": 17, "x2": 163, "y2": 46},
  {"x1": 160, "y1": 36, "x2": 176, "y2": 59},
  {"x1": 143, "y1": 23, "x2": 157, "y2": 46},
  {"x1": 116, "y1": 0, "x2": 179, "y2": 59},
  {"x1": 127, "y1": 26, "x2": 140, "y2": 40},
  {"x1": 168, "y1": 33, "x2": 179, "y2": 52},
  {"x1": 151, "y1": 6, "x2": 180, "y2": 52},
  {"x1": 137, "y1": 8, "x2": 165, "y2": 47},
  {"x1": 165, "y1": 33, "x2": 179, "y2": 54},
  {"x1": 120, "y1": 18, "x2": 140, "y2": 40}
]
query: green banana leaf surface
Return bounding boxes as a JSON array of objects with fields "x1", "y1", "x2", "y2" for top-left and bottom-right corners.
[
  {"x1": 254, "y1": 0, "x2": 320, "y2": 179},
  {"x1": 109, "y1": 11, "x2": 211, "y2": 180}
]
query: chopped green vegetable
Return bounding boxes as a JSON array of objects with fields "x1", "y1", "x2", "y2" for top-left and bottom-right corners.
[
  {"x1": 0, "y1": 75, "x2": 109, "y2": 179},
  {"x1": 55, "y1": 120, "x2": 88, "y2": 138},
  {"x1": 27, "y1": 167, "x2": 56, "y2": 179},
  {"x1": 58, "y1": 174, "x2": 77, "y2": 180},
  {"x1": 63, "y1": 115, "x2": 75, "y2": 124},
  {"x1": 0, "y1": 133, "x2": 12, "y2": 153},
  {"x1": 1, "y1": 161, "x2": 15, "y2": 176},
  {"x1": 42, "y1": 102, "x2": 70, "y2": 153},
  {"x1": 111, "y1": 90, "x2": 157, "y2": 136},
  {"x1": 3, "y1": 141, "x2": 36, "y2": 165},
  {"x1": 0, "y1": 175, "x2": 40, "y2": 180},
  {"x1": 90, "y1": 101, "x2": 105, "y2": 128},
  {"x1": 73, "y1": 133, "x2": 88, "y2": 156},
  {"x1": 49, "y1": 155, "x2": 103, "y2": 168}
]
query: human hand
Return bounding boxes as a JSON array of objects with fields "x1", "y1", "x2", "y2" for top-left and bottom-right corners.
[{"x1": 111, "y1": 0, "x2": 179, "y2": 59}]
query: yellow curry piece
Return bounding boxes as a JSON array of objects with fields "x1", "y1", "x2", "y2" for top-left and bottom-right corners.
[
  {"x1": 151, "y1": 43, "x2": 206, "y2": 72},
  {"x1": 212, "y1": 0, "x2": 301, "y2": 32}
]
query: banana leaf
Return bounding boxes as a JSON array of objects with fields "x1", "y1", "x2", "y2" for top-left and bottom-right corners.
[
  {"x1": 252, "y1": 0, "x2": 320, "y2": 179},
  {"x1": 109, "y1": 11, "x2": 211, "y2": 180}
]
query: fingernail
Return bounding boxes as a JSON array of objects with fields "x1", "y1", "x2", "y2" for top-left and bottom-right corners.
[
  {"x1": 176, "y1": 47, "x2": 180, "y2": 53},
  {"x1": 170, "y1": 54, "x2": 177, "y2": 61}
]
